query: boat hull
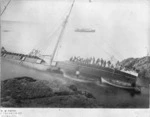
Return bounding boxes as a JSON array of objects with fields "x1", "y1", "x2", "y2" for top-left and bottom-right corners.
[
  {"x1": 56, "y1": 61, "x2": 137, "y2": 84},
  {"x1": 101, "y1": 77, "x2": 141, "y2": 93}
]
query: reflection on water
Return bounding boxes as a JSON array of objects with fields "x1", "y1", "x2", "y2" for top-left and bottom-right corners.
[
  {"x1": 75, "y1": 80, "x2": 149, "y2": 108},
  {"x1": 1, "y1": 58, "x2": 149, "y2": 108}
]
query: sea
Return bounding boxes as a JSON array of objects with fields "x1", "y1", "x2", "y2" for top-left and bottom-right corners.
[
  {"x1": 1, "y1": 0, "x2": 149, "y2": 108},
  {"x1": 1, "y1": 58, "x2": 149, "y2": 108}
]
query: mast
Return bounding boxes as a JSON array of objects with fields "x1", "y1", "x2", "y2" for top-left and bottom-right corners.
[
  {"x1": 50, "y1": 0, "x2": 75, "y2": 65},
  {"x1": 1, "y1": 0, "x2": 12, "y2": 16}
]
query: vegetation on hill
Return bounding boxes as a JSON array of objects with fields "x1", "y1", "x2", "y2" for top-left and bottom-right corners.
[{"x1": 120, "y1": 56, "x2": 150, "y2": 80}]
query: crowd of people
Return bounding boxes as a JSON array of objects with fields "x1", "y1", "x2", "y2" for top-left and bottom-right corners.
[{"x1": 69, "y1": 56, "x2": 120, "y2": 69}]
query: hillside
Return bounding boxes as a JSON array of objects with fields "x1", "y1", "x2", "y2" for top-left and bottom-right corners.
[{"x1": 120, "y1": 56, "x2": 150, "y2": 80}]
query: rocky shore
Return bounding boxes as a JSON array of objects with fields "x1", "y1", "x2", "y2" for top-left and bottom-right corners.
[
  {"x1": 1, "y1": 58, "x2": 149, "y2": 108},
  {"x1": 1, "y1": 76, "x2": 98, "y2": 108},
  {"x1": 120, "y1": 56, "x2": 150, "y2": 82}
]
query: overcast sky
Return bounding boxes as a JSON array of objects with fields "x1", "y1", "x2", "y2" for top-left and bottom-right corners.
[{"x1": 1, "y1": 0, "x2": 149, "y2": 61}]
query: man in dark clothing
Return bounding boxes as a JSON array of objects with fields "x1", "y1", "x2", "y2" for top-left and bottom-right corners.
[
  {"x1": 107, "y1": 60, "x2": 111, "y2": 67},
  {"x1": 111, "y1": 64, "x2": 114, "y2": 69},
  {"x1": 96, "y1": 58, "x2": 100, "y2": 65},
  {"x1": 70, "y1": 57, "x2": 73, "y2": 61},
  {"x1": 101, "y1": 58, "x2": 103, "y2": 66},
  {"x1": 104, "y1": 60, "x2": 106, "y2": 67},
  {"x1": 1, "y1": 47, "x2": 6, "y2": 53},
  {"x1": 92, "y1": 57, "x2": 95, "y2": 64}
]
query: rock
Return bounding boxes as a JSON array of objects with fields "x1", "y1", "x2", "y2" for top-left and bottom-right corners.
[
  {"x1": 1, "y1": 77, "x2": 98, "y2": 107},
  {"x1": 68, "y1": 85, "x2": 78, "y2": 92},
  {"x1": 1, "y1": 77, "x2": 53, "y2": 100}
]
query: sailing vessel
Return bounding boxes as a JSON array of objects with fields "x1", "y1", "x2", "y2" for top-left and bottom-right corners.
[
  {"x1": 47, "y1": 0, "x2": 141, "y2": 93},
  {"x1": 75, "y1": 28, "x2": 95, "y2": 32},
  {"x1": 1, "y1": 0, "x2": 141, "y2": 93}
]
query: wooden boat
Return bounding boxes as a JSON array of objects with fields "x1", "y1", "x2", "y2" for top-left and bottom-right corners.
[{"x1": 101, "y1": 77, "x2": 141, "y2": 93}]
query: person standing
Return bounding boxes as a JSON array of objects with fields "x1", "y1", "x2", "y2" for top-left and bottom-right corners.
[
  {"x1": 107, "y1": 60, "x2": 111, "y2": 68},
  {"x1": 104, "y1": 60, "x2": 106, "y2": 67},
  {"x1": 92, "y1": 57, "x2": 95, "y2": 65},
  {"x1": 76, "y1": 66, "x2": 80, "y2": 78},
  {"x1": 100, "y1": 58, "x2": 103, "y2": 66},
  {"x1": 96, "y1": 58, "x2": 100, "y2": 65}
]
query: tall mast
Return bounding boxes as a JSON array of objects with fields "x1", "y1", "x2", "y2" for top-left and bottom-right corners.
[
  {"x1": 1, "y1": 0, "x2": 12, "y2": 16},
  {"x1": 50, "y1": 0, "x2": 75, "y2": 65}
]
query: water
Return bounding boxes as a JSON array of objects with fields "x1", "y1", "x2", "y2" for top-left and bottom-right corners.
[
  {"x1": 1, "y1": 58, "x2": 149, "y2": 108},
  {"x1": 1, "y1": 0, "x2": 148, "y2": 60},
  {"x1": 63, "y1": 70, "x2": 149, "y2": 108},
  {"x1": 75, "y1": 81, "x2": 149, "y2": 108}
]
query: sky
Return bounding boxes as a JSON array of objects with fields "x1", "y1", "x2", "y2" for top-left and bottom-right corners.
[{"x1": 1, "y1": 0, "x2": 150, "y2": 62}]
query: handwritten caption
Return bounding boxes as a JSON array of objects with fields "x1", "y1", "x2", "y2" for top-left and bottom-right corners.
[{"x1": 0, "y1": 109, "x2": 22, "y2": 117}]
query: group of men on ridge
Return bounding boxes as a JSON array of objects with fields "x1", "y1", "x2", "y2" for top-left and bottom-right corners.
[{"x1": 70, "y1": 56, "x2": 120, "y2": 69}]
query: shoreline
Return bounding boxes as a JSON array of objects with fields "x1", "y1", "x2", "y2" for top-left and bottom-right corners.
[{"x1": 1, "y1": 58, "x2": 149, "y2": 108}]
